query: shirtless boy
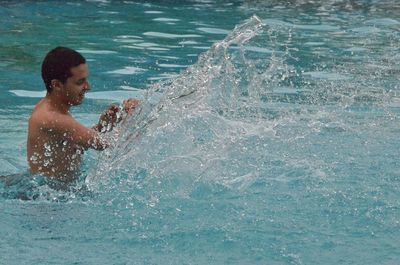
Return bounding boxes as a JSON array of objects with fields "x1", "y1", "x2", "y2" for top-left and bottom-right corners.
[{"x1": 27, "y1": 47, "x2": 138, "y2": 183}]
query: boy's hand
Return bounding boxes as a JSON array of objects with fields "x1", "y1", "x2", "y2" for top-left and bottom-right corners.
[
  {"x1": 123, "y1": 98, "x2": 140, "y2": 114},
  {"x1": 97, "y1": 104, "x2": 121, "y2": 132},
  {"x1": 94, "y1": 99, "x2": 139, "y2": 133}
]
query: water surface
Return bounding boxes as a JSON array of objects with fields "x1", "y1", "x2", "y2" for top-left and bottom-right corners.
[{"x1": 0, "y1": 1, "x2": 399, "y2": 264}]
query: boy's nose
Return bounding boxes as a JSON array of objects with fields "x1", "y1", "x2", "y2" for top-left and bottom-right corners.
[{"x1": 84, "y1": 82, "x2": 91, "y2": 91}]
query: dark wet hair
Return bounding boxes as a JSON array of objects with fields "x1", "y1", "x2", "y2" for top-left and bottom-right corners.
[{"x1": 41, "y1": 47, "x2": 86, "y2": 93}]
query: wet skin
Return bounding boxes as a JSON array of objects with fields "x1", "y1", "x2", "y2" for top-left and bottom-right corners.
[
  {"x1": 27, "y1": 63, "x2": 140, "y2": 182},
  {"x1": 27, "y1": 64, "x2": 96, "y2": 181}
]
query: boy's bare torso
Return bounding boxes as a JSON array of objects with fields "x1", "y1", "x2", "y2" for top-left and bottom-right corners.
[
  {"x1": 27, "y1": 99, "x2": 85, "y2": 181},
  {"x1": 27, "y1": 96, "x2": 138, "y2": 182}
]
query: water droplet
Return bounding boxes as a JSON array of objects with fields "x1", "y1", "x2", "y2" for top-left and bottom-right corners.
[{"x1": 30, "y1": 155, "x2": 38, "y2": 164}]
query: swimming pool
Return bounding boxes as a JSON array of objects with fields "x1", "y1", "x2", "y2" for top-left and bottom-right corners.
[{"x1": 1, "y1": 1, "x2": 399, "y2": 264}]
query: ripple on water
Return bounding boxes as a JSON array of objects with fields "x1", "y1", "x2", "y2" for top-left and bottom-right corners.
[
  {"x1": 153, "y1": 18, "x2": 180, "y2": 23},
  {"x1": 344, "y1": 47, "x2": 368, "y2": 53},
  {"x1": 365, "y1": 18, "x2": 400, "y2": 26},
  {"x1": 144, "y1": 11, "x2": 164, "y2": 14},
  {"x1": 116, "y1": 35, "x2": 142, "y2": 39},
  {"x1": 125, "y1": 42, "x2": 170, "y2": 51},
  {"x1": 351, "y1": 26, "x2": 386, "y2": 34},
  {"x1": 106, "y1": 66, "x2": 146, "y2": 75},
  {"x1": 262, "y1": 18, "x2": 341, "y2": 32},
  {"x1": 197, "y1": 27, "x2": 230, "y2": 35},
  {"x1": 143, "y1": 32, "x2": 202, "y2": 39},
  {"x1": 304, "y1": 42, "x2": 325, "y2": 46},
  {"x1": 179, "y1": 40, "x2": 199, "y2": 45},
  {"x1": 146, "y1": 47, "x2": 170, "y2": 51},
  {"x1": 295, "y1": 24, "x2": 340, "y2": 31},
  {"x1": 78, "y1": 49, "x2": 118, "y2": 55},
  {"x1": 243, "y1": 46, "x2": 275, "y2": 54},
  {"x1": 147, "y1": 73, "x2": 179, "y2": 81},
  {"x1": 135, "y1": 42, "x2": 161, "y2": 47},
  {"x1": 9, "y1": 90, "x2": 45, "y2": 98},
  {"x1": 113, "y1": 38, "x2": 142, "y2": 44},
  {"x1": 157, "y1": 63, "x2": 188, "y2": 68}
]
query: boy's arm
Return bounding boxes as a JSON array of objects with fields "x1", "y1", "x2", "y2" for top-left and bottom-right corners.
[
  {"x1": 40, "y1": 99, "x2": 140, "y2": 150},
  {"x1": 44, "y1": 112, "x2": 108, "y2": 150}
]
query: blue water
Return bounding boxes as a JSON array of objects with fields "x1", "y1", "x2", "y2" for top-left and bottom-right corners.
[{"x1": 1, "y1": 1, "x2": 400, "y2": 264}]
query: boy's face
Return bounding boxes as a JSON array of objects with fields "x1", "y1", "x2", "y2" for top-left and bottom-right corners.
[{"x1": 62, "y1": 63, "x2": 91, "y2": 106}]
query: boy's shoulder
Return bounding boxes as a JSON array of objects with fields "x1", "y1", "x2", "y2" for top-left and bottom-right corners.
[{"x1": 29, "y1": 100, "x2": 72, "y2": 130}]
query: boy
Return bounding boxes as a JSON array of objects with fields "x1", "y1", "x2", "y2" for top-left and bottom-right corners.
[{"x1": 27, "y1": 47, "x2": 138, "y2": 182}]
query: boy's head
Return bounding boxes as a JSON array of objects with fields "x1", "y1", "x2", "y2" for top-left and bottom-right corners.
[{"x1": 41, "y1": 47, "x2": 86, "y2": 93}]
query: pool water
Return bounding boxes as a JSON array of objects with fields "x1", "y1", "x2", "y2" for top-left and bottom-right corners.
[{"x1": 1, "y1": 1, "x2": 400, "y2": 264}]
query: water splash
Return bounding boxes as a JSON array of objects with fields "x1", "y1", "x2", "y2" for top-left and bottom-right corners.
[
  {"x1": 86, "y1": 13, "x2": 399, "y2": 214},
  {"x1": 87, "y1": 16, "x2": 272, "y2": 191}
]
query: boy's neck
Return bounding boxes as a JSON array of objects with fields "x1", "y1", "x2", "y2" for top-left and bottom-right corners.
[{"x1": 45, "y1": 93, "x2": 71, "y2": 114}]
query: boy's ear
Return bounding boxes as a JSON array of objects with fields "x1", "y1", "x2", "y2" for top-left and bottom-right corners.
[{"x1": 51, "y1": 79, "x2": 63, "y2": 92}]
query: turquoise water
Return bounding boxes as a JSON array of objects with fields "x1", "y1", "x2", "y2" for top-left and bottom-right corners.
[{"x1": 1, "y1": 1, "x2": 400, "y2": 264}]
